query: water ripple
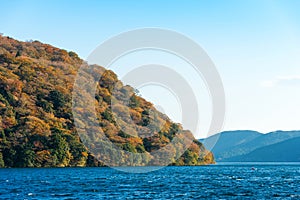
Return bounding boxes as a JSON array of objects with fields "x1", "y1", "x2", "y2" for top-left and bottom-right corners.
[{"x1": 0, "y1": 165, "x2": 300, "y2": 199}]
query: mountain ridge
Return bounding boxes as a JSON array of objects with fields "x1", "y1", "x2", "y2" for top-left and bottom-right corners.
[
  {"x1": 201, "y1": 130, "x2": 300, "y2": 162},
  {"x1": 226, "y1": 136, "x2": 300, "y2": 162}
]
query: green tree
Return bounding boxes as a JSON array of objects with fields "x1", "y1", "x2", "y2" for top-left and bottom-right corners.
[
  {"x1": 49, "y1": 130, "x2": 70, "y2": 166},
  {"x1": 48, "y1": 90, "x2": 66, "y2": 109},
  {"x1": 102, "y1": 109, "x2": 115, "y2": 123},
  {"x1": 0, "y1": 152, "x2": 5, "y2": 167},
  {"x1": 64, "y1": 134, "x2": 87, "y2": 166},
  {"x1": 16, "y1": 50, "x2": 22, "y2": 57},
  {"x1": 122, "y1": 143, "x2": 136, "y2": 153},
  {"x1": 118, "y1": 130, "x2": 131, "y2": 138},
  {"x1": 129, "y1": 95, "x2": 140, "y2": 108},
  {"x1": 2, "y1": 148, "x2": 16, "y2": 167},
  {"x1": 22, "y1": 149, "x2": 36, "y2": 167}
]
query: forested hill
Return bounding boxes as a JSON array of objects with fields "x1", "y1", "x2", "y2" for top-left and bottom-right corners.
[{"x1": 0, "y1": 35, "x2": 214, "y2": 167}]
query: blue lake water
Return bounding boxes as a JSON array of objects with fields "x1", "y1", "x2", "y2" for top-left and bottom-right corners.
[{"x1": 1, "y1": 163, "x2": 300, "y2": 199}]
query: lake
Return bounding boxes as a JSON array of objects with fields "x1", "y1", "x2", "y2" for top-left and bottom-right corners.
[{"x1": 1, "y1": 163, "x2": 300, "y2": 199}]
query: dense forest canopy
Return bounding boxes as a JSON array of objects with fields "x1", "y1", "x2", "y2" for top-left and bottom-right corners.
[{"x1": 0, "y1": 35, "x2": 214, "y2": 167}]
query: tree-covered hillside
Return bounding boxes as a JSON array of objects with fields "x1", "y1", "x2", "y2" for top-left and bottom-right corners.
[{"x1": 0, "y1": 35, "x2": 214, "y2": 167}]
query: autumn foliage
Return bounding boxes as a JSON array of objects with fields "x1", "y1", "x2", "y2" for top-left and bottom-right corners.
[{"x1": 0, "y1": 35, "x2": 214, "y2": 167}]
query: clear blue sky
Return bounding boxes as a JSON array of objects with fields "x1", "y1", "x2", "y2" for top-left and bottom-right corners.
[{"x1": 1, "y1": 0, "x2": 300, "y2": 138}]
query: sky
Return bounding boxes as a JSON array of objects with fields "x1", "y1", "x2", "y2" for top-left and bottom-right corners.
[{"x1": 1, "y1": 0, "x2": 300, "y2": 138}]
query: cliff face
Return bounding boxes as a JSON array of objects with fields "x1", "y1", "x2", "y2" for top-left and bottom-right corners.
[{"x1": 0, "y1": 35, "x2": 214, "y2": 167}]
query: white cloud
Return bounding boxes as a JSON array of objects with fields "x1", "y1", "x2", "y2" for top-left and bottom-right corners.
[{"x1": 261, "y1": 75, "x2": 300, "y2": 88}]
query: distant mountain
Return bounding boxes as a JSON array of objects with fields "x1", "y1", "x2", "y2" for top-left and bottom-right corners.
[
  {"x1": 0, "y1": 35, "x2": 214, "y2": 167},
  {"x1": 200, "y1": 130, "x2": 262, "y2": 157},
  {"x1": 201, "y1": 130, "x2": 300, "y2": 162},
  {"x1": 227, "y1": 137, "x2": 300, "y2": 162}
]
